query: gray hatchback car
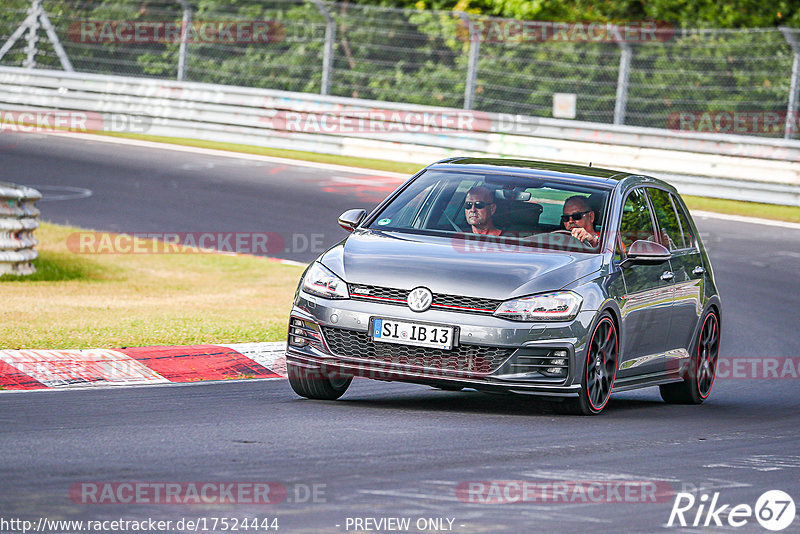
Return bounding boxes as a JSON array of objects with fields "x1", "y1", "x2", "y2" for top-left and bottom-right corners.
[{"x1": 285, "y1": 158, "x2": 721, "y2": 414}]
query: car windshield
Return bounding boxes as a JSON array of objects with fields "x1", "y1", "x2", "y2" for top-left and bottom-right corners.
[{"x1": 367, "y1": 169, "x2": 611, "y2": 254}]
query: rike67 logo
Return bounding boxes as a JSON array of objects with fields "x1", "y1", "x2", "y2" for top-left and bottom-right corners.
[{"x1": 668, "y1": 490, "x2": 796, "y2": 531}]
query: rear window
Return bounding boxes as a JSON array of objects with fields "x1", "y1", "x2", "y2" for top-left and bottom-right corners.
[{"x1": 671, "y1": 195, "x2": 697, "y2": 249}]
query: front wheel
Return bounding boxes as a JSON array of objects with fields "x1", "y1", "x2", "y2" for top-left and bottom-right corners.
[
  {"x1": 556, "y1": 314, "x2": 618, "y2": 415},
  {"x1": 287, "y1": 362, "x2": 352, "y2": 400},
  {"x1": 660, "y1": 309, "x2": 720, "y2": 404}
]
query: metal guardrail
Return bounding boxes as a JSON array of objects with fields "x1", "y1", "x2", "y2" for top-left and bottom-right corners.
[
  {"x1": 0, "y1": 181, "x2": 40, "y2": 276},
  {"x1": 2, "y1": 1, "x2": 800, "y2": 141},
  {"x1": 0, "y1": 66, "x2": 799, "y2": 206}
]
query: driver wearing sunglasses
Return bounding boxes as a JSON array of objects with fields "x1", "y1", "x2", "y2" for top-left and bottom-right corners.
[
  {"x1": 561, "y1": 195, "x2": 600, "y2": 246},
  {"x1": 465, "y1": 185, "x2": 502, "y2": 236}
]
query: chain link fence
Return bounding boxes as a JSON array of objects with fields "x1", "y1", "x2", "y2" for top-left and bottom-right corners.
[{"x1": 1, "y1": 0, "x2": 798, "y2": 139}]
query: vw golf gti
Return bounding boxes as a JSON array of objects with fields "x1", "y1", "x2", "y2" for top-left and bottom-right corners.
[{"x1": 285, "y1": 158, "x2": 721, "y2": 415}]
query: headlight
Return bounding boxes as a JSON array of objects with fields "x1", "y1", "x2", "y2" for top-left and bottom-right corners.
[
  {"x1": 302, "y1": 262, "x2": 349, "y2": 299},
  {"x1": 493, "y1": 291, "x2": 582, "y2": 322}
]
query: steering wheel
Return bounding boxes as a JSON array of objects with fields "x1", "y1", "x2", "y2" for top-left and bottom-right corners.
[{"x1": 550, "y1": 229, "x2": 594, "y2": 247}]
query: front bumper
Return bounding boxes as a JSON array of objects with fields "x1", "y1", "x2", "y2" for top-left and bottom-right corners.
[{"x1": 286, "y1": 291, "x2": 597, "y2": 398}]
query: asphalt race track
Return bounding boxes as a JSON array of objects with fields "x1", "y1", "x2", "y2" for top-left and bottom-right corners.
[
  {"x1": 1, "y1": 133, "x2": 404, "y2": 263},
  {"x1": 2, "y1": 133, "x2": 799, "y2": 533}
]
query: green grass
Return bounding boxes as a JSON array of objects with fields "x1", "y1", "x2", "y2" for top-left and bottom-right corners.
[
  {"x1": 682, "y1": 196, "x2": 800, "y2": 223},
  {"x1": 1, "y1": 250, "x2": 120, "y2": 282},
  {"x1": 0, "y1": 223, "x2": 304, "y2": 349},
  {"x1": 102, "y1": 132, "x2": 800, "y2": 223}
]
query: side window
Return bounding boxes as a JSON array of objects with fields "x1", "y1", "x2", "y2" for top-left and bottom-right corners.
[
  {"x1": 619, "y1": 188, "x2": 655, "y2": 254},
  {"x1": 672, "y1": 194, "x2": 697, "y2": 249},
  {"x1": 648, "y1": 188, "x2": 683, "y2": 251}
]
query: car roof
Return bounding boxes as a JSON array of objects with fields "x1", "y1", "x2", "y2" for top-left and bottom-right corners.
[{"x1": 428, "y1": 157, "x2": 670, "y2": 191}]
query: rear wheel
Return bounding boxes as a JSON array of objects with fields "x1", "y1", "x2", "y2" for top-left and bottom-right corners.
[
  {"x1": 556, "y1": 314, "x2": 618, "y2": 415},
  {"x1": 287, "y1": 362, "x2": 352, "y2": 400},
  {"x1": 660, "y1": 309, "x2": 720, "y2": 404}
]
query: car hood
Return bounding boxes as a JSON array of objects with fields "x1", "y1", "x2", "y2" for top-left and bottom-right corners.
[{"x1": 319, "y1": 230, "x2": 604, "y2": 300}]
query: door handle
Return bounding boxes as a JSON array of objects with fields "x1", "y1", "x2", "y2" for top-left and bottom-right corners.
[
  {"x1": 661, "y1": 271, "x2": 674, "y2": 281},
  {"x1": 692, "y1": 266, "x2": 705, "y2": 276}
]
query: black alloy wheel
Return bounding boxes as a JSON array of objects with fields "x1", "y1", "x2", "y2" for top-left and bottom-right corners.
[
  {"x1": 556, "y1": 314, "x2": 618, "y2": 415},
  {"x1": 660, "y1": 309, "x2": 720, "y2": 404}
]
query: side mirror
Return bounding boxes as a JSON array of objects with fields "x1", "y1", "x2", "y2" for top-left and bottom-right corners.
[
  {"x1": 621, "y1": 240, "x2": 671, "y2": 266},
  {"x1": 338, "y1": 209, "x2": 367, "y2": 233}
]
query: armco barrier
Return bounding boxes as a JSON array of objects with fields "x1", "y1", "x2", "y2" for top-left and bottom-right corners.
[
  {"x1": 1, "y1": 66, "x2": 799, "y2": 206},
  {"x1": 0, "y1": 181, "x2": 40, "y2": 276}
]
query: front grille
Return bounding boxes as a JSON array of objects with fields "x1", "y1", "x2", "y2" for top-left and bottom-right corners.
[
  {"x1": 349, "y1": 284, "x2": 502, "y2": 315},
  {"x1": 432, "y1": 293, "x2": 501, "y2": 313},
  {"x1": 350, "y1": 284, "x2": 407, "y2": 303},
  {"x1": 321, "y1": 327, "x2": 514, "y2": 374}
]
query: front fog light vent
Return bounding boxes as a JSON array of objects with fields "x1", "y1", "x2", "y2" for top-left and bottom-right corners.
[
  {"x1": 288, "y1": 317, "x2": 324, "y2": 350},
  {"x1": 510, "y1": 348, "x2": 569, "y2": 379}
]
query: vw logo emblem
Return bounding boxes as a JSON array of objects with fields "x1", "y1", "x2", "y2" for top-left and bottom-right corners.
[{"x1": 407, "y1": 287, "x2": 433, "y2": 312}]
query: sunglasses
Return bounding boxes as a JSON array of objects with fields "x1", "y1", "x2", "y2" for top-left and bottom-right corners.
[
  {"x1": 561, "y1": 210, "x2": 591, "y2": 223},
  {"x1": 465, "y1": 201, "x2": 493, "y2": 210}
]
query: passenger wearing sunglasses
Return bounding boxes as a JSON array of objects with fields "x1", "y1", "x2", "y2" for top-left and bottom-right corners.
[
  {"x1": 561, "y1": 195, "x2": 600, "y2": 246},
  {"x1": 465, "y1": 185, "x2": 503, "y2": 236}
]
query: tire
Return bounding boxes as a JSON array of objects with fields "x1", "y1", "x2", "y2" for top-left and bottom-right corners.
[
  {"x1": 287, "y1": 362, "x2": 352, "y2": 400},
  {"x1": 660, "y1": 309, "x2": 720, "y2": 405},
  {"x1": 556, "y1": 314, "x2": 619, "y2": 415}
]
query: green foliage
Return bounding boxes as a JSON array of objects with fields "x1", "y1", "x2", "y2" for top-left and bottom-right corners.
[
  {"x1": 0, "y1": 1, "x2": 797, "y2": 135},
  {"x1": 366, "y1": 0, "x2": 800, "y2": 28}
]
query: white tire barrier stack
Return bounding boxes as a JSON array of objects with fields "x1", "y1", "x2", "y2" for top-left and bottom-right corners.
[{"x1": 0, "y1": 181, "x2": 41, "y2": 276}]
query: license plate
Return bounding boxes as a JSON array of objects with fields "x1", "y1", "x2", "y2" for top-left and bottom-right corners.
[{"x1": 371, "y1": 318, "x2": 455, "y2": 350}]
